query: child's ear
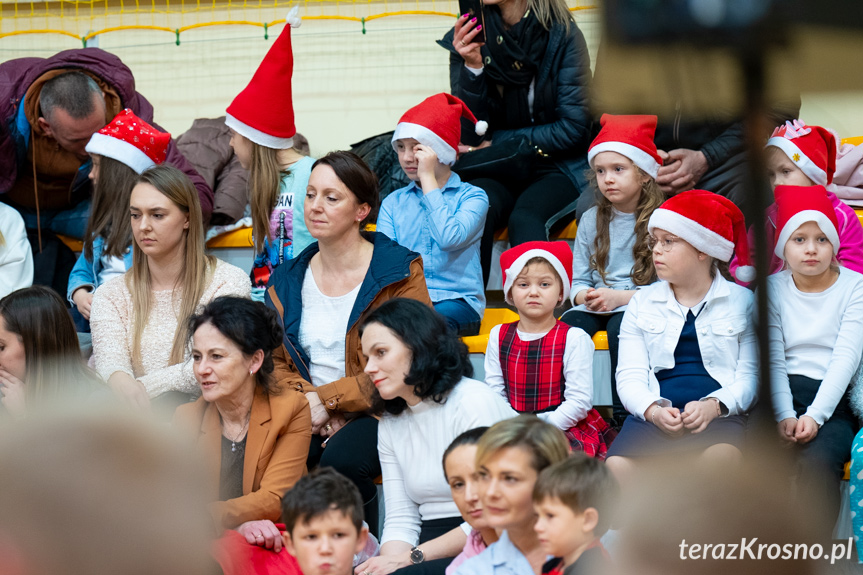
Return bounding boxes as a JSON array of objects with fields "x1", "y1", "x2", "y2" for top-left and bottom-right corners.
[
  {"x1": 283, "y1": 532, "x2": 296, "y2": 556},
  {"x1": 354, "y1": 524, "x2": 370, "y2": 554},
  {"x1": 582, "y1": 507, "x2": 599, "y2": 534}
]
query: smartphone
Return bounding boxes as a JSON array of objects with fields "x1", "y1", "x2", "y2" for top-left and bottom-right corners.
[{"x1": 458, "y1": 0, "x2": 486, "y2": 44}]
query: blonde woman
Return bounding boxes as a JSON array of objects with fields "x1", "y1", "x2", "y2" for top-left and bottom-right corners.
[{"x1": 90, "y1": 165, "x2": 251, "y2": 413}]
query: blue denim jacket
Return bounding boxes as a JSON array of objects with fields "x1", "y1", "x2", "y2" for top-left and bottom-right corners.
[{"x1": 67, "y1": 236, "x2": 133, "y2": 304}]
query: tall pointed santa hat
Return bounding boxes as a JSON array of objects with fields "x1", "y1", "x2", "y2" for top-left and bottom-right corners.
[
  {"x1": 391, "y1": 93, "x2": 487, "y2": 166},
  {"x1": 500, "y1": 241, "x2": 572, "y2": 305},
  {"x1": 225, "y1": 7, "x2": 301, "y2": 149},
  {"x1": 766, "y1": 120, "x2": 837, "y2": 186},
  {"x1": 588, "y1": 114, "x2": 662, "y2": 179},
  {"x1": 773, "y1": 184, "x2": 840, "y2": 260},
  {"x1": 648, "y1": 190, "x2": 755, "y2": 282},
  {"x1": 85, "y1": 109, "x2": 170, "y2": 174}
]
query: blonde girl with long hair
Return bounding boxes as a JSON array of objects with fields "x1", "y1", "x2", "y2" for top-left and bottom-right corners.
[
  {"x1": 561, "y1": 115, "x2": 665, "y2": 426},
  {"x1": 90, "y1": 165, "x2": 250, "y2": 414},
  {"x1": 226, "y1": 8, "x2": 313, "y2": 299}
]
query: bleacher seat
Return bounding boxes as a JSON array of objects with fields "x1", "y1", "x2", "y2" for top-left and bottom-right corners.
[{"x1": 460, "y1": 308, "x2": 609, "y2": 353}]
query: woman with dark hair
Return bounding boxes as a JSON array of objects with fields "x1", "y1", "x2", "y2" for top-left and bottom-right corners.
[
  {"x1": 174, "y1": 296, "x2": 311, "y2": 550},
  {"x1": 0, "y1": 286, "x2": 98, "y2": 417},
  {"x1": 440, "y1": 0, "x2": 592, "y2": 282},
  {"x1": 266, "y1": 151, "x2": 432, "y2": 534},
  {"x1": 355, "y1": 298, "x2": 513, "y2": 575}
]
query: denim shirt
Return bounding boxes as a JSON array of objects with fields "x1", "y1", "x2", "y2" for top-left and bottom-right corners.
[
  {"x1": 454, "y1": 531, "x2": 536, "y2": 575},
  {"x1": 376, "y1": 172, "x2": 488, "y2": 317},
  {"x1": 67, "y1": 236, "x2": 133, "y2": 303},
  {"x1": 616, "y1": 273, "x2": 758, "y2": 420}
]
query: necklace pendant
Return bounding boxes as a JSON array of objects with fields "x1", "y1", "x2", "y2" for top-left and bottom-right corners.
[{"x1": 231, "y1": 441, "x2": 237, "y2": 453}]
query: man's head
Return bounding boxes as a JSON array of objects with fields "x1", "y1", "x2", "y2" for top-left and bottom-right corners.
[
  {"x1": 38, "y1": 71, "x2": 107, "y2": 161},
  {"x1": 282, "y1": 467, "x2": 368, "y2": 575}
]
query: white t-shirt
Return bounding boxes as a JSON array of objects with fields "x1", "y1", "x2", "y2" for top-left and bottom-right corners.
[{"x1": 298, "y1": 271, "x2": 361, "y2": 387}]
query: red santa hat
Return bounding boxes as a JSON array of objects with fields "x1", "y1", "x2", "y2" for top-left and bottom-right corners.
[
  {"x1": 391, "y1": 93, "x2": 487, "y2": 167},
  {"x1": 500, "y1": 241, "x2": 572, "y2": 305},
  {"x1": 225, "y1": 7, "x2": 301, "y2": 149},
  {"x1": 648, "y1": 190, "x2": 755, "y2": 282},
  {"x1": 773, "y1": 184, "x2": 840, "y2": 260},
  {"x1": 587, "y1": 114, "x2": 662, "y2": 179},
  {"x1": 85, "y1": 109, "x2": 170, "y2": 174},
  {"x1": 766, "y1": 120, "x2": 837, "y2": 186}
]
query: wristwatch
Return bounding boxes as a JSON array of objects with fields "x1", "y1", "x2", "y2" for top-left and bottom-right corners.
[{"x1": 410, "y1": 546, "x2": 425, "y2": 565}]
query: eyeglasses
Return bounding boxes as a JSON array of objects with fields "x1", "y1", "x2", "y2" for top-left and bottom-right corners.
[{"x1": 647, "y1": 235, "x2": 680, "y2": 252}]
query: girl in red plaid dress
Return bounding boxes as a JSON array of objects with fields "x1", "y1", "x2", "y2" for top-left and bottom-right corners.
[{"x1": 484, "y1": 241, "x2": 614, "y2": 458}]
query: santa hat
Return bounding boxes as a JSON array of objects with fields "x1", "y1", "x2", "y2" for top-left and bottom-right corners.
[
  {"x1": 85, "y1": 109, "x2": 170, "y2": 174},
  {"x1": 773, "y1": 184, "x2": 840, "y2": 260},
  {"x1": 391, "y1": 93, "x2": 487, "y2": 167},
  {"x1": 500, "y1": 241, "x2": 572, "y2": 305},
  {"x1": 648, "y1": 190, "x2": 755, "y2": 282},
  {"x1": 766, "y1": 120, "x2": 837, "y2": 186},
  {"x1": 225, "y1": 7, "x2": 301, "y2": 149},
  {"x1": 587, "y1": 114, "x2": 661, "y2": 179}
]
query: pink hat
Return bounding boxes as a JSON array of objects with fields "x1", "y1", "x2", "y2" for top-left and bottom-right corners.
[
  {"x1": 773, "y1": 184, "x2": 840, "y2": 260},
  {"x1": 766, "y1": 120, "x2": 837, "y2": 186},
  {"x1": 391, "y1": 93, "x2": 487, "y2": 166},
  {"x1": 85, "y1": 109, "x2": 170, "y2": 174},
  {"x1": 587, "y1": 114, "x2": 662, "y2": 179},
  {"x1": 226, "y1": 8, "x2": 301, "y2": 149},
  {"x1": 648, "y1": 190, "x2": 755, "y2": 282},
  {"x1": 500, "y1": 241, "x2": 572, "y2": 305}
]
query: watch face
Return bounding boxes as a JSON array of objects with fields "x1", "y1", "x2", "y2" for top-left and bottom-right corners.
[{"x1": 410, "y1": 548, "x2": 424, "y2": 564}]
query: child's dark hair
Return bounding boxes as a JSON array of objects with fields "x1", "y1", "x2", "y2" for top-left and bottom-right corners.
[
  {"x1": 359, "y1": 298, "x2": 473, "y2": 416},
  {"x1": 84, "y1": 155, "x2": 137, "y2": 261},
  {"x1": 187, "y1": 296, "x2": 284, "y2": 394},
  {"x1": 533, "y1": 453, "x2": 619, "y2": 537},
  {"x1": 442, "y1": 426, "x2": 489, "y2": 480},
  {"x1": 281, "y1": 467, "x2": 364, "y2": 534}
]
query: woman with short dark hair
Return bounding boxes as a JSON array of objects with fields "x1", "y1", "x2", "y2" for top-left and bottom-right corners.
[
  {"x1": 355, "y1": 298, "x2": 514, "y2": 575},
  {"x1": 174, "y1": 296, "x2": 311, "y2": 551}
]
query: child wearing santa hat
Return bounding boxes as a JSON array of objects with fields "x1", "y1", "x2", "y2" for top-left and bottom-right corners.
[
  {"x1": 377, "y1": 93, "x2": 489, "y2": 336},
  {"x1": 606, "y1": 190, "x2": 758, "y2": 480},
  {"x1": 484, "y1": 241, "x2": 614, "y2": 458},
  {"x1": 766, "y1": 184, "x2": 863, "y2": 536},
  {"x1": 68, "y1": 109, "x2": 170, "y2": 329},
  {"x1": 561, "y1": 114, "x2": 666, "y2": 428},
  {"x1": 225, "y1": 8, "x2": 315, "y2": 299},
  {"x1": 729, "y1": 119, "x2": 863, "y2": 282}
]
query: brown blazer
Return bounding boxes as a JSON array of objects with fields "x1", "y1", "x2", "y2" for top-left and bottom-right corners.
[{"x1": 174, "y1": 386, "x2": 311, "y2": 529}]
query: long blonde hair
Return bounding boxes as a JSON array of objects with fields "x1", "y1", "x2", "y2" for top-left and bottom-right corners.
[
  {"x1": 248, "y1": 142, "x2": 287, "y2": 254},
  {"x1": 126, "y1": 165, "x2": 215, "y2": 370},
  {"x1": 589, "y1": 166, "x2": 665, "y2": 287},
  {"x1": 527, "y1": 0, "x2": 573, "y2": 31}
]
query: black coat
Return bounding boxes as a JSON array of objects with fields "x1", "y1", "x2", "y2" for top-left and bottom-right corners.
[{"x1": 438, "y1": 19, "x2": 593, "y2": 198}]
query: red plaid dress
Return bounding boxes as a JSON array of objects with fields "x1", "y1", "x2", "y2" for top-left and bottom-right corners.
[{"x1": 498, "y1": 321, "x2": 614, "y2": 459}]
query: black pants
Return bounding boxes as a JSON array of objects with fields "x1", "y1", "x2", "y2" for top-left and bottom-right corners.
[
  {"x1": 789, "y1": 374, "x2": 858, "y2": 535},
  {"x1": 307, "y1": 415, "x2": 381, "y2": 536},
  {"x1": 470, "y1": 160, "x2": 580, "y2": 284},
  {"x1": 561, "y1": 310, "x2": 625, "y2": 425},
  {"x1": 391, "y1": 516, "x2": 464, "y2": 575}
]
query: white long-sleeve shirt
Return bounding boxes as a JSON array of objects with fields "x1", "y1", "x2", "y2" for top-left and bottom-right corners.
[
  {"x1": 483, "y1": 324, "x2": 594, "y2": 430},
  {"x1": 378, "y1": 377, "x2": 515, "y2": 546},
  {"x1": 768, "y1": 268, "x2": 863, "y2": 425},
  {"x1": 616, "y1": 274, "x2": 758, "y2": 420},
  {"x1": 0, "y1": 203, "x2": 33, "y2": 298}
]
